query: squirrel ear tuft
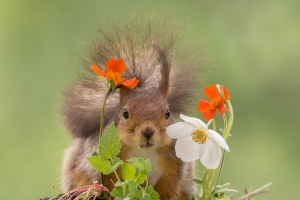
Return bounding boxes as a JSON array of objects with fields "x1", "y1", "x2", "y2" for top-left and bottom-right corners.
[{"x1": 156, "y1": 46, "x2": 170, "y2": 97}]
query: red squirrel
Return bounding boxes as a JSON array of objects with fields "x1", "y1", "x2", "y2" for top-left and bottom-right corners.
[{"x1": 61, "y1": 18, "x2": 207, "y2": 199}]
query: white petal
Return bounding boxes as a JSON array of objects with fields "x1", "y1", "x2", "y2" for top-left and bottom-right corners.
[
  {"x1": 166, "y1": 122, "x2": 195, "y2": 139},
  {"x1": 175, "y1": 136, "x2": 200, "y2": 162},
  {"x1": 199, "y1": 139, "x2": 222, "y2": 169},
  {"x1": 180, "y1": 114, "x2": 207, "y2": 128},
  {"x1": 198, "y1": 143, "x2": 206, "y2": 159},
  {"x1": 207, "y1": 129, "x2": 230, "y2": 152}
]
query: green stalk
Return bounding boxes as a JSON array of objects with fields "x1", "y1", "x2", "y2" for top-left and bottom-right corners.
[
  {"x1": 204, "y1": 91, "x2": 234, "y2": 199},
  {"x1": 202, "y1": 118, "x2": 218, "y2": 200},
  {"x1": 204, "y1": 119, "x2": 217, "y2": 199},
  {"x1": 212, "y1": 113, "x2": 229, "y2": 191},
  {"x1": 201, "y1": 169, "x2": 209, "y2": 199},
  {"x1": 223, "y1": 100, "x2": 233, "y2": 141},
  {"x1": 213, "y1": 149, "x2": 226, "y2": 193},
  {"x1": 98, "y1": 88, "x2": 112, "y2": 185},
  {"x1": 110, "y1": 159, "x2": 125, "y2": 197},
  {"x1": 99, "y1": 88, "x2": 112, "y2": 141},
  {"x1": 206, "y1": 169, "x2": 217, "y2": 200}
]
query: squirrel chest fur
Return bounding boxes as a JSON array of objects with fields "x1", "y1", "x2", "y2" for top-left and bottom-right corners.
[{"x1": 61, "y1": 18, "x2": 206, "y2": 199}]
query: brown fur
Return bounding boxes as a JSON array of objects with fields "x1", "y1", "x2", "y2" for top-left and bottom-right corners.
[{"x1": 61, "y1": 17, "x2": 207, "y2": 199}]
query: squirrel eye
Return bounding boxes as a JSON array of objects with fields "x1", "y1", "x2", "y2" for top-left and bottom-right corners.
[
  {"x1": 123, "y1": 108, "x2": 129, "y2": 119},
  {"x1": 165, "y1": 109, "x2": 170, "y2": 119}
]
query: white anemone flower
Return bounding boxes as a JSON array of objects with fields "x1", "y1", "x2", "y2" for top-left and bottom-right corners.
[{"x1": 166, "y1": 114, "x2": 230, "y2": 169}]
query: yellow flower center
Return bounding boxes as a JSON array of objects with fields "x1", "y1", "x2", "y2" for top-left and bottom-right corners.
[
  {"x1": 191, "y1": 129, "x2": 208, "y2": 144},
  {"x1": 106, "y1": 71, "x2": 124, "y2": 85},
  {"x1": 209, "y1": 96, "x2": 224, "y2": 110}
]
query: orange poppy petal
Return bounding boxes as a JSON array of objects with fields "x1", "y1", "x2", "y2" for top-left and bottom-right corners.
[
  {"x1": 203, "y1": 110, "x2": 216, "y2": 121},
  {"x1": 197, "y1": 100, "x2": 210, "y2": 113},
  {"x1": 121, "y1": 78, "x2": 139, "y2": 89},
  {"x1": 219, "y1": 106, "x2": 228, "y2": 116},
  {"x1": 222, "y1": 86, "x2": 230, "y2": 100},
  {"x1": 90, "y1": 64, "x2": 106, "y2": 77},
  {"x1": 204, "y1": 85, "x2": 219, "y2": 99},
  {"x1": 106, "y1": 58, "x2": 126, "y2": 74}
]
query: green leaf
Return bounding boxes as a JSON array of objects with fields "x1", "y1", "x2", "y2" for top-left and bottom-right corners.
[
  {"x1": 127, "y1": 181, "x2": 143, "y2": 199},
  {"x1": 140, "y1": 194, "x2": 152, "y2": 200},
  {"x1": 114, "y1": 180, "x2": 124, "y2": 187},
  {"x1": 110, "y1": 186, "x2": 124, "y2": 198},
  {"x1": 87, "y1": 155, "x2": 111, "y2": 174},
  {"x1": 127, "y1": 157, "x2": 144, "y2": 169},
  {"x1": 127, "y1": 180, "x2": 138, "y2": 190},
  {"x1": 134, "y1": 169, "x2": 147, "y2": 184},
  {"x1": 99, "y1": 122, "x2": 122, "y2": 159},
  {"x1": 192, "y1": 178, "x2": 202, "y2": 185},
  {"x1": 128, "y1": 157, "x2": 152, "y2": 173},
  {"x1": 131, "y1": 190, "x2": 143, "y2": 199},
  {"x1": 143, "y1": 159, "x2": 152, "y2": 173},
  {"x1": 121, "y1": 163, "x2": 136, "y2": 181},
  {"x1": 107, "y1": 157, "x2": 123, "y2": 174},
  {"x1": 145, "y1": 185, "x2": 159, "y2": 200},
  {"x1": 114, "y1": 198, "x2": 124, "y2": 200}
]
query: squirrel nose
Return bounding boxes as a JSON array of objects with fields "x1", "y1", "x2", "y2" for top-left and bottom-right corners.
[{"x1": 141, "y1": 127, "x2": 155, "y2": 139}]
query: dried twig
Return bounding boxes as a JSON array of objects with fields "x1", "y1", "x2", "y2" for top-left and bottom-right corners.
[{"x1": 236, "y1": 182, "x2": 273, "y2": 200}]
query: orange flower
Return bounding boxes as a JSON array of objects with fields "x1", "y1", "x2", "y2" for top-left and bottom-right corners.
[
  {"x1": 90, "y1": 58, "x2": 139, "y2": 89},
  {"x1": 197, "y1": 84, "x2": 230, "y2": 120}
]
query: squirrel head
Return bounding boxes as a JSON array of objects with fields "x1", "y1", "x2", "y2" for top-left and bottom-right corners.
[
  {"x1": 116, "y1": 47, "x2": 173, "y2": 149},
  {"x1": 117, "y1": 88, "x2": 173, "y2": 149}
]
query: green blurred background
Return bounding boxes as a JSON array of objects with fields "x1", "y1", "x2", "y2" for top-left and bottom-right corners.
[{"x1": 1, "y1": 0, "x2": 299, "y2": 199}]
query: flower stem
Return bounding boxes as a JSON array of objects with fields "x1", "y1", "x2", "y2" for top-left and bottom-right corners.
[
  {"x1": 99, "y1": 88, "x2": 112, "y2": 141},
  {"x1": 98, "y1": 88, "x2": 112, "y2": 185},
  {"x1": 213, "y1": 149, "x2": 226, "y2": 191},
  {"x1": 204, "y1": 99, "x2": 234, "y2": 199},
  {"x1": 201, "y1": 169, "x2": 209, "y2": 199},
  {"x1": 210, "y1": 101, "x2": 233, "y2": 197},
  {"x1": 223, "y1": 100, "x2": 233, "y2": 141},
  {"x1": 211, "y1": 114, "x2": 229, "y2": 191},
  {"x1": 206, "y1": 169, "x2": 217, "y2": 200}
]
